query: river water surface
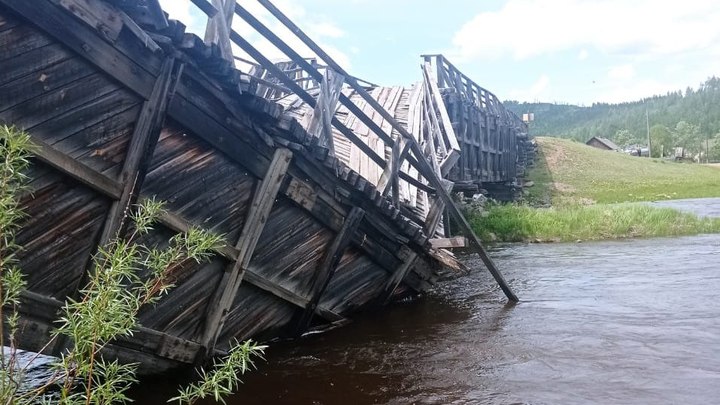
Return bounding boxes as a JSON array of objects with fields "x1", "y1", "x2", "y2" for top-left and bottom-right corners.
[{"x1": 134, "y1": 200, "x2": 720, "y2": 404}]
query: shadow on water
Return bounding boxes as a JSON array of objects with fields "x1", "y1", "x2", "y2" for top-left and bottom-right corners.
[{"x1": 131, "y1": 198, "x2": 720, "y2": 404}]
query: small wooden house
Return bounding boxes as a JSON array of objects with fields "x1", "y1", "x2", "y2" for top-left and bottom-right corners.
[{"x1": 586, "y1": 136, "x2": 620, "y2": 151}]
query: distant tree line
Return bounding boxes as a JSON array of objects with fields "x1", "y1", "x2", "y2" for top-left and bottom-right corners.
[{"x1": 505, "y1": 76, "x2": 720, "y2": 160}]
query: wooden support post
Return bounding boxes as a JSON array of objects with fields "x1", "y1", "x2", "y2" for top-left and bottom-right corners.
[
  {"x1": 49, "y1": 58, "x2": 180, "y2": 356},
  {"x1": 423, "y1": 179, "x2": 453, "y2": 237},
  {"x1": 293, "y1": 207, "x2": 364, "y2": 335},
  {"x1": 410, "y1": 140, "x2": 518, "y2": 302},
  {"x1": 204, "y1": 0, "x2": 235, "y2": 62},
  {"x1": 379, "y1": 248, "x2": 419, "y2": 304},
  {"x1": 303, "y1": 69, "x2": 345, "y2": 155},
  {"x1": 198, "y1": 148, "x2": 293, "y2": 360},
  {"x1": 99, "y1": 57, "x2": 181, "y2": 244},
  {"x1": 256, "y1": 0, "x2": 518, "y2": 302},
  {"x1": 377, "y1": 136, "x2": 410, "y2": 205}
]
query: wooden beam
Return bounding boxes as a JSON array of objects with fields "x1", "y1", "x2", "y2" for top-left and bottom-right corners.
[
  {"x1": 190, "y1": 0, "x2": 218, "y2": 17},
  {"x1": 253, "y1": 0, "x2": 517, "y2": 301},
  {"x1": 423, "y1": 179, "x2": 453, "y2": 237},
  {"x1": 429, "y1": 236, "x2": 467, "y2": 249},
  {"x1": 303, "y1": 69, "x2": 344, "y2": 155},
  {"x1": 294, "y1": 207, "x2": 364, "y2": 335},
  {"x1": 379, "y1": 248, "x2": 419, "y2": 304},
  {"x1": 100, "y1": 57, "x2": 180, "y2": 243},
  {"x1": 30, "y1": 138, "x2": 122, "y2": 199},
  {"x1": 198, "y1": 147, "x2": 293, "y2": 359},
  {"x1": 377, "y1": 136, "x2": 410, "y2": 199}
]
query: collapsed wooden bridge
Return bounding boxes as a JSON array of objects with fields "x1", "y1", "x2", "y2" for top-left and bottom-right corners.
[{"x1": 0, "y1": 0, "x2": 529, "y2": 372}]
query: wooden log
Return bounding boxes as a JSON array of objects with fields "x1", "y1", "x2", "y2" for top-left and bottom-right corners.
[
  {"x1": 293, "y1": 207, "x2": 364, "y2": 335},
  {"x1": 429, "y1": 236, "x2": 467, "y2": 249},
  {"x1": 197, "y1": 147, "x2": 293, "y2": 360}
]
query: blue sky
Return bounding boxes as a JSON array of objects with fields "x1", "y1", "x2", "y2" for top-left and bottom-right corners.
[{"x1": 160, "y1": 0, "x2": 720, "y2": 105}]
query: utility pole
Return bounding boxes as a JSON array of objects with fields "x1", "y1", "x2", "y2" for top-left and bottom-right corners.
[
  {"x1": 707, "y1": 135, "x2": 710, "y2": 163},
  {"x1": 646, "y1": 108, "x2": 651, "y2": 158}
]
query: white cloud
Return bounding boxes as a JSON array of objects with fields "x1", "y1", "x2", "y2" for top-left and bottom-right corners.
[
  {"x1": 577, "y1": 49, "x2": 589, "y2": 61},
  {"x1": 158, "y1": 0, "x2": 352, "y2": 70},
  {"x1": 509, "y1": 74, "x2": 550, "y2": 101},
  {"x1": 607, "y1": 64, "x2": 635, "y2": 80},
  {"x1": 450, "y1": 0, "x2": 720, "y2": 61},
  {"x1": 595, "y1": 79, "x2": 680, "y2": 103}
]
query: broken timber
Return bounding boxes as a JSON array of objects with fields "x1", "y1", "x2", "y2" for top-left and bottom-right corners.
[{"x1": 0, "y1": 0, "x2": 527, "y2": 374}]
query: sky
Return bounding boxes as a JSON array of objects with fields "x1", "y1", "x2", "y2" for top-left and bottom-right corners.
[{"x1": 159, "y1": 0, "x2": 720, "y2": 105}]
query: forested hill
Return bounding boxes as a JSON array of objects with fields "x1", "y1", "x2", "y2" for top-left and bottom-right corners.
[{"x1": 504, "y1": 77, "x2": 720, "y2": 155}]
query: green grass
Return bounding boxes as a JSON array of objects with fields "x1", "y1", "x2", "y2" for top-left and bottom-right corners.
[
  {"x1": 534, "y1": 137, "x2": 720, "y2": 204},
  {"x1": 467, "y1": 137, "x2": 720, "y2": 242},
  {"x1": 471, "y1": 203, "x2": 720, "y2": 243}
]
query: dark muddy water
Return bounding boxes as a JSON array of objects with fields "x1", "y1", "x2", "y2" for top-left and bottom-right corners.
[{"x1": 134, "y1": 230, "x2": 720, "y2": 404}]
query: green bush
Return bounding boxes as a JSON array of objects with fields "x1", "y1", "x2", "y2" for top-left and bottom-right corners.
[{"x1": 0, "y1": 126, "x2": 265, "y2": 404}]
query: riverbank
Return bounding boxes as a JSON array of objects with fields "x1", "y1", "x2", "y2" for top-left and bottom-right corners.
[
  {"x1": 529, "y1": 137, "x2": 720, "y2": 205},
  {"x1": 470, "y1": 203, "x2": 720, "y2": 242},
  {"x1": 469, "y1": 137, "x2": 720, "y2": 242}
]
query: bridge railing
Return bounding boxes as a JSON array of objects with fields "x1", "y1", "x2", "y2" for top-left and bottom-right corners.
[{"x1": 157, "y1": 0, "x2": 518, "y2": 301}]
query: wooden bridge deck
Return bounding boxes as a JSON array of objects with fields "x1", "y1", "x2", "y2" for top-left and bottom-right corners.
[{"x1": 0, "y1": 0, "x2": 526, "y2": 373}]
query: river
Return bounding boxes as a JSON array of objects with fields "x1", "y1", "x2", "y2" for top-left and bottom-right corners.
[{"x1": 134, "y1": 198, "x2": 720, "y2": 403}]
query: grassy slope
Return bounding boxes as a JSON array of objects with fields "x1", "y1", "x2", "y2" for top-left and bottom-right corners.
[
  {"x1": 534, "y1": 137, "x2": 720, "y2": 204},
  {"x1": 469, "y1": 137, "x2": 720, "y2": 242}
]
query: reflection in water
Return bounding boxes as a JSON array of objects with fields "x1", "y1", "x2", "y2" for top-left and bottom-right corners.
[{"x1": 135, "y1": 232, "x2": 720, "y2": 405}]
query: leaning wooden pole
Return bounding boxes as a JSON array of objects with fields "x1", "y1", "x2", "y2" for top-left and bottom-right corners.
[{"x1": 255, "y1": 0, "x2": 518, "y2": 302}]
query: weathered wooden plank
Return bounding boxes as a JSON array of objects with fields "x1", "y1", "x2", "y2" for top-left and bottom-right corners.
[
  {"x1": 303, "y1": 69, "x2": 344, "y2": 155},
  {"x1": 204, "y1": 0, "x2": 234, "y2": 61},
  {"x1": 0, "y1": 42, "x2": 71, "y2": 87},
  {"x1": 429, "y1": 236, "x2": 467, "y2": 249},
  {"x1": 58, "y1": 0, "x2": 124, "y2": 41},
  {"x1": 0, "y1": 0, "x2": 157, "y2": 99},
  {"x1": 293, "y1": 207, "x2": 364, "y2": 335},
  {"x1": 198, "y1": 147, "x2": 293, "y2": 359},
  {"x1": 0, "y1": 22, "x2": 53, "y2": 62}
]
